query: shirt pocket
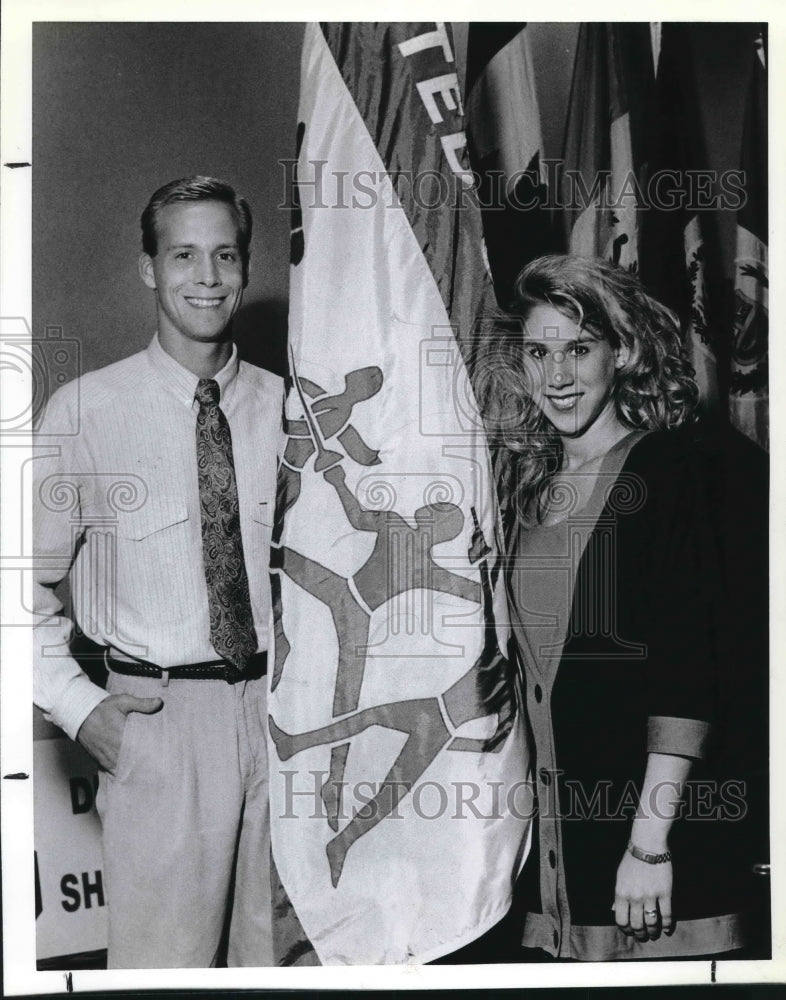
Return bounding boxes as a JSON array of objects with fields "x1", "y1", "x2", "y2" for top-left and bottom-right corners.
[{"x1": 110, "y1": 499, "x2": 196, "y2": 625}]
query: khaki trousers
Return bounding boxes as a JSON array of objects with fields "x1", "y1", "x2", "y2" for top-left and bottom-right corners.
[{"x1": 95, "y1": 670, "x2": 273, "y2": 968}]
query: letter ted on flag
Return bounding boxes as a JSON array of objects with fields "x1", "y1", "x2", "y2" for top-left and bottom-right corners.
[{"x1": 268, "y1": 23, "x2": 531, "y2": 964}]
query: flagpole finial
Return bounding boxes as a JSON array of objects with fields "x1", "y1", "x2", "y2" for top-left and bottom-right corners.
[{"x1": 650, "y1": 22, "x2": 662, "y2": 78}]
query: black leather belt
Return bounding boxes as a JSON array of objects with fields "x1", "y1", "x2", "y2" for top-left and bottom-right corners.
[{"x1": 104, "y1": 650, "x2": 267, "y2": 683}]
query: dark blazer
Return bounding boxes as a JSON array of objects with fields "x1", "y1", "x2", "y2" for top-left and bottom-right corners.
[{"x1": 513, "y1": 424, "x2": 768, "y2": 958}]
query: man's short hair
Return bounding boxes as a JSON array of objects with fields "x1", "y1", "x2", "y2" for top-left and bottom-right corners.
[{"x1": 141, "y1": 176, "x2": 253, "y2": 278}]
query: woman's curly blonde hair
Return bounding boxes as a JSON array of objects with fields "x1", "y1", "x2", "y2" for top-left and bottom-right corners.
[{"x1": 476, "y1": 254, "x2": 700, "y2": 524}]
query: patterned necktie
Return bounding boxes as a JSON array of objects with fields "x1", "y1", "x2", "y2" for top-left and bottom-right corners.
[{"x1": 195, "y1": 378, "x2": 257, "y2": 672}]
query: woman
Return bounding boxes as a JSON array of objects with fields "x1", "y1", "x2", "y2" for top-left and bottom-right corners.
[{"x1": 480, "y1": 255, "x2": 768, "y2": 961}]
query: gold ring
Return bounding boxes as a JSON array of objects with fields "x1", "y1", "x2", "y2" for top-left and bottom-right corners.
[{"x1": 644, "y1": 909, "x2": 658, "y2": 917}]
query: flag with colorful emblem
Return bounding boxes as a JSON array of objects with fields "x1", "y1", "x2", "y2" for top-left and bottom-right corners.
[{"x1": 268, "y1": 22, "x2": 530, "y2": 965}]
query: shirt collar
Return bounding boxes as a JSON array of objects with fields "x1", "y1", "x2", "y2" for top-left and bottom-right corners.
[{"x1": 146, "y1": 333, "x2": 240, "y2": 410}]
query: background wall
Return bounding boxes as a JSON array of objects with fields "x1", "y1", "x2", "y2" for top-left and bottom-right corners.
[{"x1": 33, "y1": 22, "x2": 305, "y2": 378}]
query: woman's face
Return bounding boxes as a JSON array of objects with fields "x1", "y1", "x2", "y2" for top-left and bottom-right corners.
[{"x1": 521, "y1": 303, "x2": 624, "y2": 441}]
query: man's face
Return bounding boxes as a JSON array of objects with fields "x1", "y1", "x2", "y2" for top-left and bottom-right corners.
[{"x1": 139, "y1": 200, "x2": 246, "y2": 350}]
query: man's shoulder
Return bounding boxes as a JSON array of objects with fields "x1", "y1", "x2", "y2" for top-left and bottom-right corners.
[
  {"x1": 39, "y1": 349, "x2": 150, "y2": 430},
  {"x1": 52, "y1": 350, "x2": 149, "y2": 408},
  {"x1": 236, "y1": 360, "x2": 285, "y2": 398}
]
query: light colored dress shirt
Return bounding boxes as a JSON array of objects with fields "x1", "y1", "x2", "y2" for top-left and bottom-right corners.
[{"x1": 33, "y1": 334, "x2": 283, "y2": 740}]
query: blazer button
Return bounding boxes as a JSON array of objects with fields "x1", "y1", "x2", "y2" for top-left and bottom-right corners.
[
  {"x1": 549, "y1": 849, "x2": 556, "y2": 869},
  {"x1": 553, "y1": 929, "x2": 560, "y2": 948},
  {"x1": 534, "y1": 684, "x2": 543, "y2": 703}
]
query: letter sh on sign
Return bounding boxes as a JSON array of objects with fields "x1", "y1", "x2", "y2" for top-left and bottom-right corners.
[{"x1": 34, "y1": 735, "x2": 107, "y2": 961}]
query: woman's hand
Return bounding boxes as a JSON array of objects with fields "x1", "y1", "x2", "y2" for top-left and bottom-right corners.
[
  {"x1": 612, "y1": 751, "x2": 691, "y2": 942},
  {"x1": 613, "y1": 850, "x2": 673, "y2": 941}
]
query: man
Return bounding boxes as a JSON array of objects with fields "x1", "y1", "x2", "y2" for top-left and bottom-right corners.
[{"x1": 33, "y1": 176, "x2": 282, "y2": 968}]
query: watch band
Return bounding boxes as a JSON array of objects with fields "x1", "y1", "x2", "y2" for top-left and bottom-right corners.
[{"x1": 627, "y1": 840, "x2": 672, "y2": 865}]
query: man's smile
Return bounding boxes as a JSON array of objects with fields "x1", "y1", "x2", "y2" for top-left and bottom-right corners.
[{"x1": 184, "y1": 296, "x2": 226, "y2": 308}]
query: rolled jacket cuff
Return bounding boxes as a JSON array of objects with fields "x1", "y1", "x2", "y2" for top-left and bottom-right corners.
[{"x1": 647, "y1": 715, "x2": 712, "y2": 759}]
